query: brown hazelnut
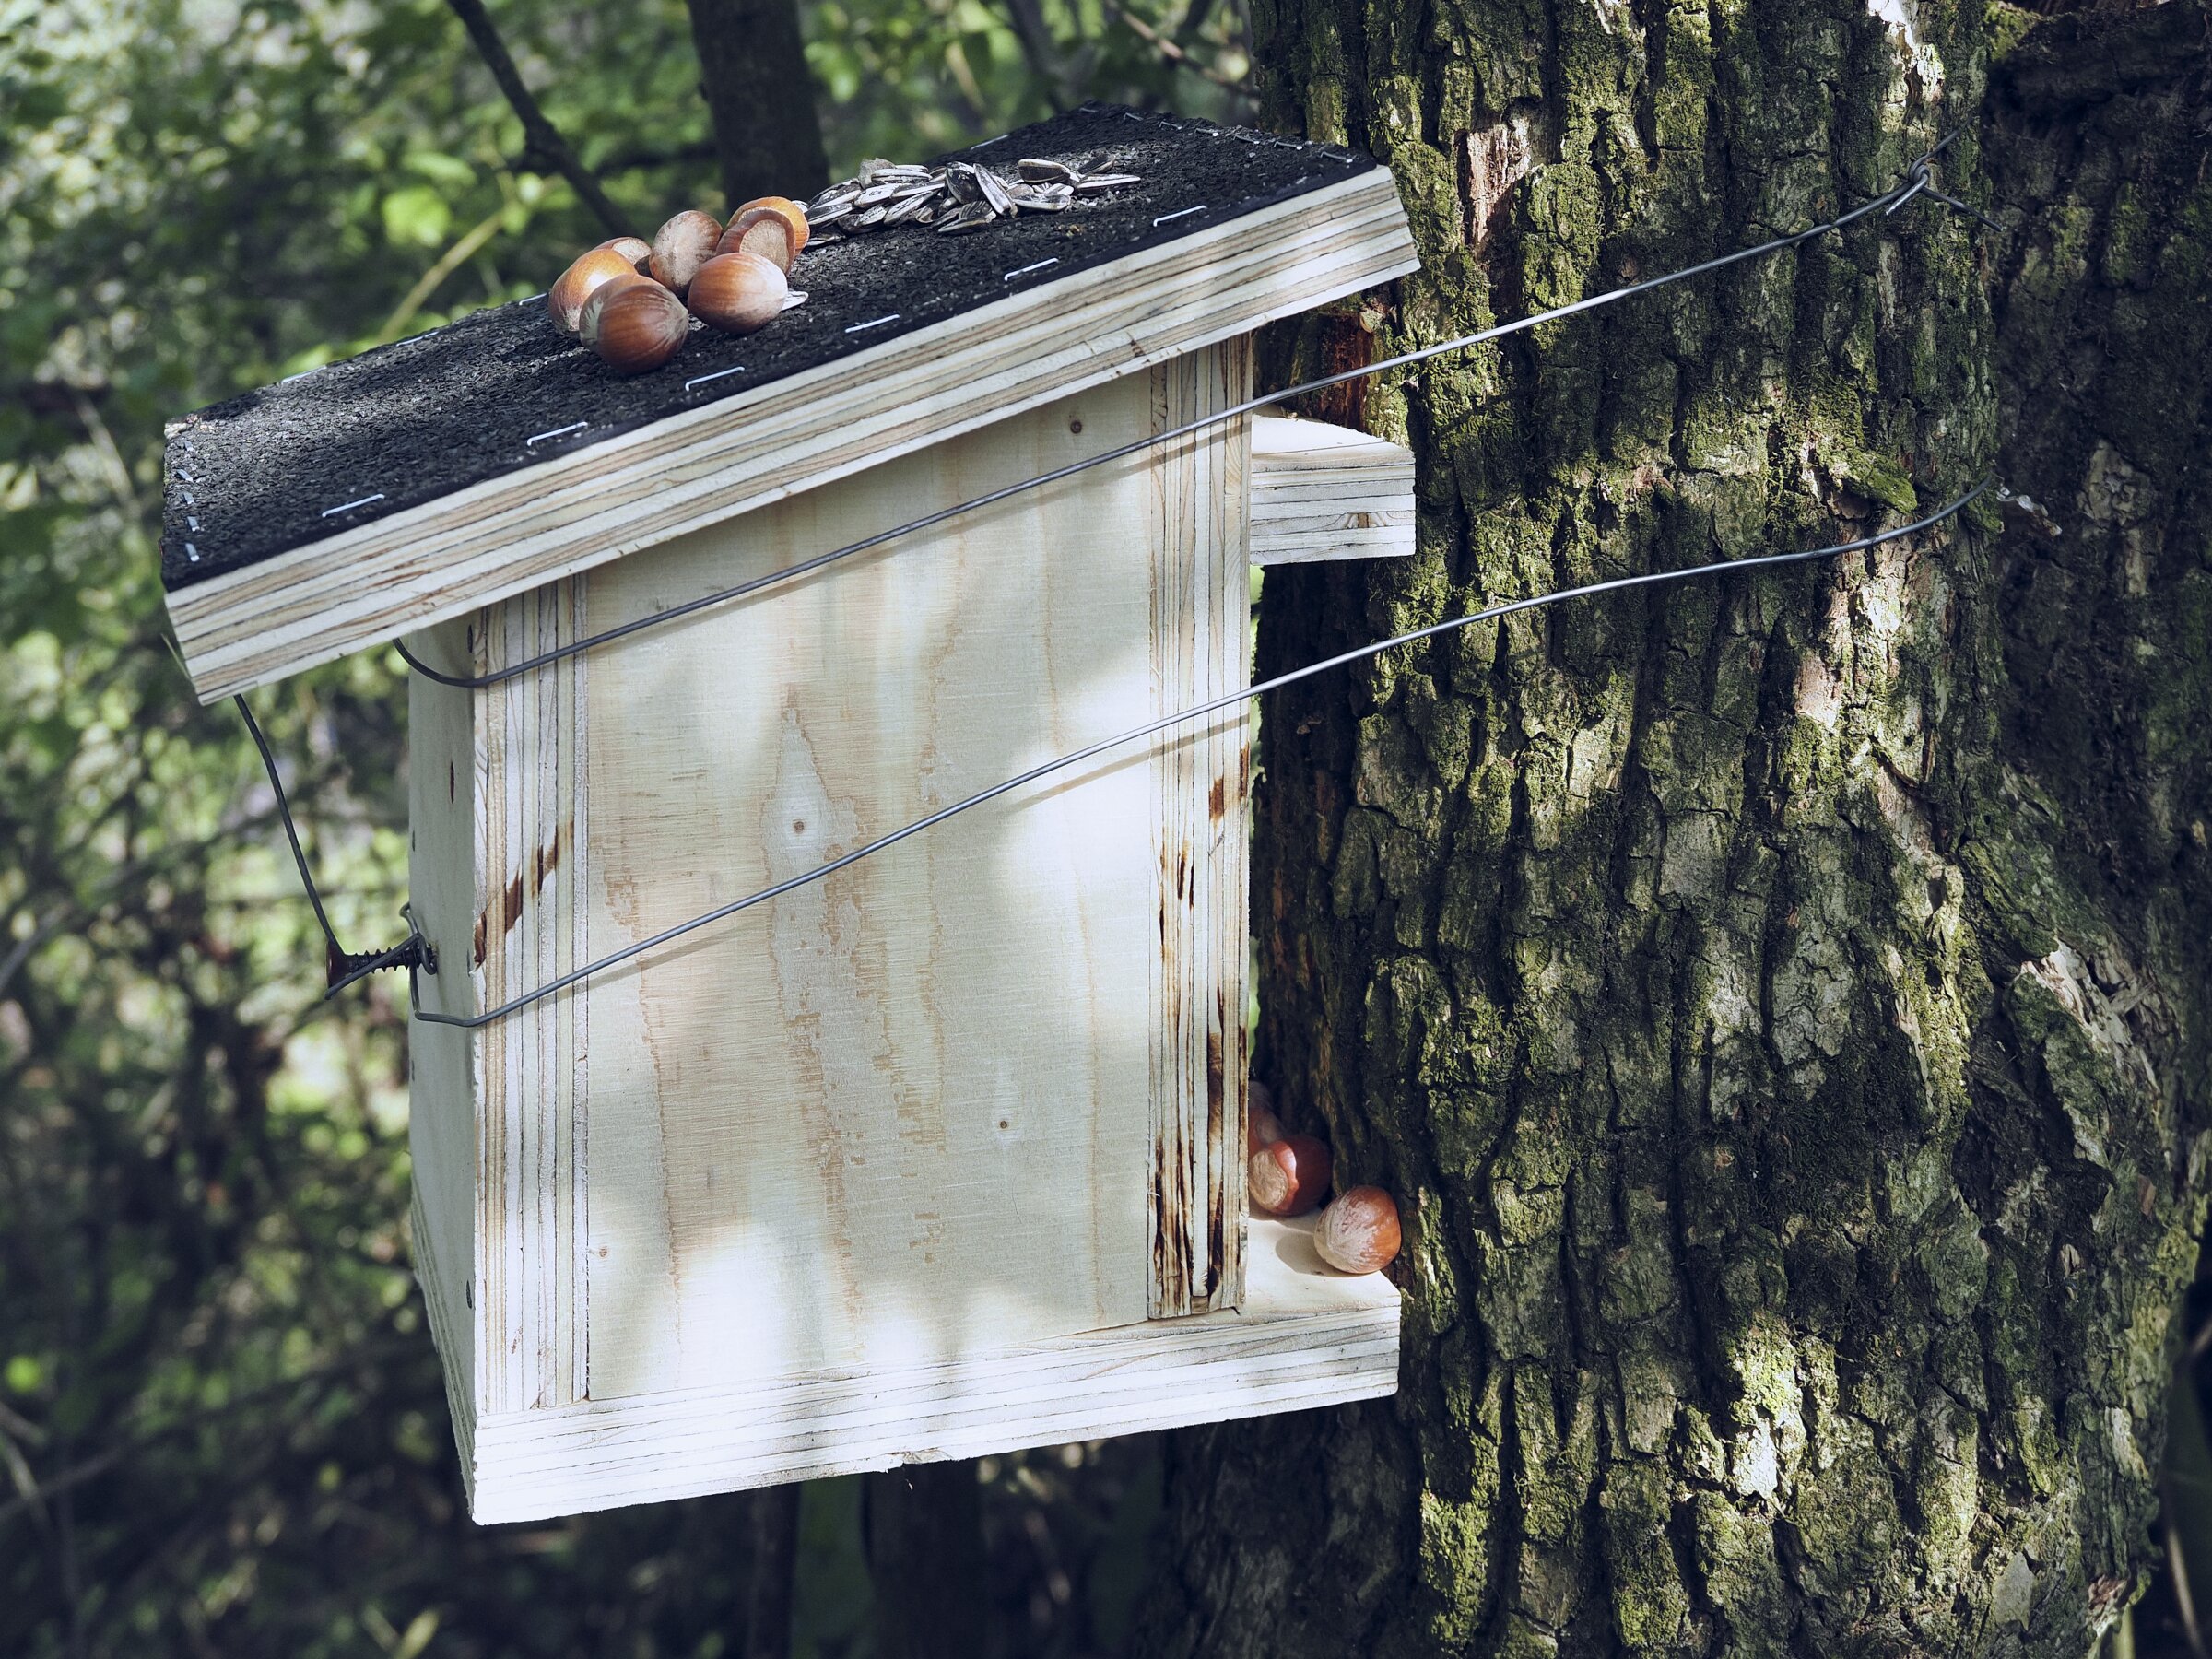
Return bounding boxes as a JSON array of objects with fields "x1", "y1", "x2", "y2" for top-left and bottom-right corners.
[
  {"x1": 1248, "y1": 1103, "x2": 1282, "y2": 1155},
  {"x1": 576, "y1": 270, "x2": 653, "y2": 335},
  {"x1": 715, "y1": 207, "x2": 797, "y2": 275},
  {"x1": 1313, "y1": 1186, "x2": 1401, "y2": 1275},
  {"x1": 595, "y1": 235, "x2": 653, "y2": 273},
  {"x1": 688, "y1": 251, "x2": 788, "y2": 335},
  {"x1": 550, "y1": 246, "x2": 647, "y2": 335},
  {"x1": 736, "y1": 194, "x2": 809, "y2": 257},
  {"x1": 1250, "y1": 1133, "x2": 1331, "y2": 1216},
  {"x1": 1248, "y1": 1078, "x2": 1280, "y2": 1153},
  {"x1": 648, "y1": 210, "x2": 723, "y2": 294},
  {"x1": 581, "y1": 276, "x2": 688, "y2": 374}
]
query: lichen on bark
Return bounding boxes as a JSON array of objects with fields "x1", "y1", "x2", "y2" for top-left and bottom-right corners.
[{"x1": 1133, "y1": 2, "x2": 2212, "y2": 1655}]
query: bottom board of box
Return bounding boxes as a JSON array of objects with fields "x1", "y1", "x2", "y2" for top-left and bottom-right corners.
[{"x1": 415, "y1": 1211, "x2": 1398, "y2": 1524}]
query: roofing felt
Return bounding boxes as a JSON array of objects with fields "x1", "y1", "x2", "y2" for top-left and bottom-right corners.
[{"x1": 159, "y1": 103, "x2": 1382, "y2": 594}]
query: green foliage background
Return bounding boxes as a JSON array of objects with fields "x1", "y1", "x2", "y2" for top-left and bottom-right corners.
[{"x1": 0, "y1": 1, "x2": 1241, "y2": 1652}]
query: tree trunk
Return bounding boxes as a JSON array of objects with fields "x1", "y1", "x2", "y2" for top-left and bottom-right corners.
[
  {"x1": 863, "y1": 1463, "x2": 987, "y2": 1659},
  {"x1": 1134, "y1": 1, "x2": 2212, "y2": 1655},
  {"x1": 684, "y1": 0, "x2": 830, "y2": 206},
  {"x1": 741, "y1": 1484, "x2": 802, "y2": 1659}
]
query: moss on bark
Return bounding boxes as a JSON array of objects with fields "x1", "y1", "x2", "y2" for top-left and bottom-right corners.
[{"x1": 1134, "y1": 2, "x2": 2212, "y2": 1654}]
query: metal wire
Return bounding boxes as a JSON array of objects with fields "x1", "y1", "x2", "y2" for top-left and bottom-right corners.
[
  {"x1": 230, "y1": 694, "x2": 427, "y2": 992},
  {"x1": 243, "y1": 131, "x2": 1986, "y2": 1007},
  {"x1": 407, "y1": 480, "x2": 1991, "y2": 1030},
  {"x1": 394, "y1": 134, "x2": 1980, "y2": 692},
  {"x1": 233, "y1": 695, "x2": 347, "y2": 967}
]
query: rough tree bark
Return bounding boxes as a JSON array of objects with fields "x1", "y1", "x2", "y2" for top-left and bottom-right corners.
[
  {"x1": 864, "y1": 1464, "x2": 987, "y2": 1659},
  {"x1": 684, "y1": 0, "x2": 830, "y2": 206},
  {"x1": 1133, "y1": 1, "x2": 2212, "y2": 1655}
]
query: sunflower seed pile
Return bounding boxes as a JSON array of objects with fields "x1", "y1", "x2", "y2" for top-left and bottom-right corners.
[{"x1": 804, "y1": 154, "x2": 1144, "y2": 243}]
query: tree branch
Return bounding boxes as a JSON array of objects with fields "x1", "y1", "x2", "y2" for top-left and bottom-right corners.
[
  {"x1": 442, "y1": 0, "x2": 628, "y2": 237},
  {"x1": 1174, "y1": 0, "x2": 1220, "y2": 45},
  {"x1": 375, "y1": 203, "x2": 508, "y2": 345},
  {"x1": 997, "y1": 0, "x2": 1074, "y2": 107},
  {"x1": 1102, "y1": 1, "x2": 1253, "y2": 95},
  {"x1": 0, "y1": 1342, "x2": 420, "y2": 1528},
  {"x1": 742, "y1": 1484, "x2": 801, "y2": 1659},
  {"x1": 596, "y1": 136, "x2": 720, "y2": 177}
]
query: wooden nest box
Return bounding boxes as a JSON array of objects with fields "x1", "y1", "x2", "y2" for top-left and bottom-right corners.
[{"x1": 160, "y1": 106, "x2": 1418, "y2": 1523}]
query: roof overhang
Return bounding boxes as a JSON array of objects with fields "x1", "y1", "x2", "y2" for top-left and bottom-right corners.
[{"x1": 160, "y1": 106, "x2": 1418, "y2": 701}]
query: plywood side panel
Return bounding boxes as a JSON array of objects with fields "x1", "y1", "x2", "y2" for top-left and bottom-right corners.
[
  {"x1": 1148, "y1": 347, "x2": 1250, "y2": 1316},
  {"x1": 578, "y1": 372, "x2": 1219, "y2": 1400},
  {"x1": 476, "y1": 588, "x2": 590, "y2": 1413}
]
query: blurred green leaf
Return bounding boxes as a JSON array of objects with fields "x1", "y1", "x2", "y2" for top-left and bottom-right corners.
[
  {"x1": 402, "y1": 149, "x2": 475, "y2": 188},
  {"x1": 381, "y1": 183, "x2": 453, "y2": 247}
]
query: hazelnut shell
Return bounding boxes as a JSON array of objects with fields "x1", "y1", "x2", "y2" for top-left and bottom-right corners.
[
  {"x1": 550, "y1": 246, "x2": 647, "y2": 335},
  {"x1": 649, "y1": 210, "x2": 723, "y2": 293},
  {"x1": 1250, "y1": 1133, "x2": 1332, "y2": 1217},
  {"x1": 716, "y1": 208, "x2": 797, "y2": 275},
  {"x1": 581, "y1": 277, "x2": 689, "y2": 374},
  {"x1": 595, "y1": 234, "x2": 653, "y2": 273},
  {"x1": 688, "y1": 251, "x2": 789, "y2": 335},
  {"x1": 1313, "y1": 1186, "x2": 1402, "y2": 1275},
  {"x1": 735, "y1": 194, "x2": 810, "y2": 257}
]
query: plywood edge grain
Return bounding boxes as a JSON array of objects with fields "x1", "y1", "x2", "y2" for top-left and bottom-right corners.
[
  {"x1": 405, "y1": 617, "x2": 484, "y2": 1454},
  {"x1": 409, "y1": 1185, "x2": 480, "y2": 1508},
  {"x1": 474, "y1": 585, "x2": 590, "y2": 1415},
  {"x1": 1147, "y1": 344, "x2": 1249, "y2": 1319},
  {"x1": 1247, "y1": 412, "x2": 1417, "y2": 566},
  {"x1": 170, "y1": 171, "x2": 1419, "y2": 702},
  {"x1": 465, "y1": 1217, "x2": 1399, "y2": 1523}
]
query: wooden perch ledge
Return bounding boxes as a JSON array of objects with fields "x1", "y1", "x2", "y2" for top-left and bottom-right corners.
[{"x1": 1247, "y1": 411, "x2": 1416, "y2": 566}]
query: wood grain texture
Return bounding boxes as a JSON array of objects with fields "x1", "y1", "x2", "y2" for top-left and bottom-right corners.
[
  {"x1": 409, "y1": 1187, "x2": 478, "y2": 1508},
  {"x1": 407, "y1": 598, "x2": 591, "y2": 1422},
  {"x1": 462, "y1": 1216, "x2": 1399, "y2": 1523},
  {"x1": 475, "y1": 587, "x2": 590, "y2": 1414},
  {"x1": 402, "y1": 350, "x2": 1343, "y2": 1518},
  {"x1": 1149, "y1": 348, "x2": 1250, "y2": 1318},
  {"x1": 573, "y1": 361, "x2": 1252, "y2": 1402},
  {"x1": 166, "y1": 168, "x2": 1417, "y2": 702},
  {"x1": 1247, "y1": 412, "x2": 1416, "y2": 566}
]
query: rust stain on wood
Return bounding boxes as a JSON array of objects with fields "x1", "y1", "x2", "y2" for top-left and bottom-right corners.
[
  {"x1": 1152, "y1": 1131, "x2": 1191, "y2": 1306},
  {"x1": 501, "y1": 871, "x2": 524, "y2": 935},
  {"x1": 529, "y1": 821, "x2": 566, "y2": 899},
  {"x1": 1205, "y1": 1002, "x2": 1228, "y2": 1301},
  {"x1": 1206, "y1": 1017, "x2": 1226, "y2": 1121}
]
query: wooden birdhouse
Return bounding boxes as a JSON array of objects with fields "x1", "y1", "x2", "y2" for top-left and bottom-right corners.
[{"x1": 160, "y1": 106, "x2": 1418, "y2": 1523}]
